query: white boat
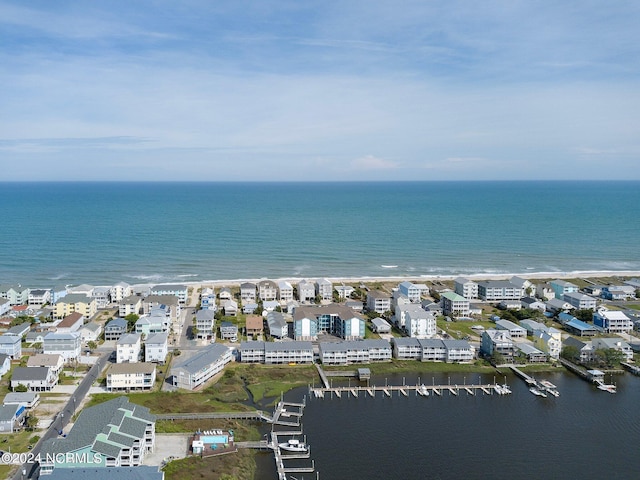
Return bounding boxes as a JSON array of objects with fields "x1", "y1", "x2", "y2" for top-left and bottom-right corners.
[
  {"x1": 529, "y1": 386, "x2": 547, "y2": 398},
  {"x1": 278, "y1": 439, "x2": 308, "y2": 452},
  {"x1": 417, "y1": 384, "x2": 429, "y2": 396},
  {"x1": 501, "y1": 384, "x2": 512, "y2": 394},
  {"x1": 597, "y1": 383, "x2": 617, "y2": 394}
]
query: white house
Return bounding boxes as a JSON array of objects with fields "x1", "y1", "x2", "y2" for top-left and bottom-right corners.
[
  {"x1": 278, "y1": 281, "x2": 294, "y2": 302},
  {"x1": 119, "y1": 295, "x2": 142, "y2": 317},
  {"x1": 116, "y1": 333, "x2": 142, "y2": 363},
  {"x1": 398, "y1": 281, "x2": 421, "y2": 303},
  {"x1": 79, "y1": 322, "x2": 102, "y2": 343},
  {"x1": 315, "y1": 278, "x2": 333, "y2": 301},
  {"x1": 593, "y1": 309, "x2": 633, "y2": 334},
  {"x1": 11, "y1": 366, "x2": 58, "y2": 392},
  {"x1": 195, "y1": 309, "x2": 216, "y2": 341},
  {"x1": 297, "y1": 280, "x2": 316, "y2": 303},
  {"x1": 405, "y1": 307, "x2": 436, "y2": 339},
  {"x1": 266, "y1": 311, "x2": 288, "y2": 338},
  {"x1": 592, "y1": 338, "x2": 633, "y2": 361},
  {"x1": 144, "y1": 332, "x2": 168, "y2": 363},
  {"x1": 106, "y1": 362, "x2": 156, "y2": 392},
  {"x1": 454, "y1": 277, "x2": 478, "y2": 299},
  {"x1": 55, "y1": 312, "x2": 84, "y2": 333},
  {"x1": 564, "y1": 292, "x2": 597, "y2": 311},
  {"x1": 43, "y1": 332, "x2": 81, "y2": 361},
  {"x1": 0, "y1": 334, "x2": 22, "y2": 359},
  {"x1": 110, "y1": 282, "x2": 132, "y2": 303},
  {"x1": 367, "y1": 290, "x2": 391, "y2": 314},
  {"x1": 441, "y1": 291, "x2": 470, "y2": 316},
  {"x1": 27, "y1": 354, "x2": 65, "y2": 375},
  {"x1": 171, "y1": 343, "x2": 233, "y2": 390}
]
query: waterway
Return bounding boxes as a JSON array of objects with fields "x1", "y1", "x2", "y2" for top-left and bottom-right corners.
[{"x1": 254, "y1": 371, "x2": 640, "y2": 479}]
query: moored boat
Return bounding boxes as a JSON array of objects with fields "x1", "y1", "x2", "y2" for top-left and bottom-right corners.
[
  {"x1": 278, "y1": 439, "x2": 308, "y2": 452},
  {"x1": 529, "y1": 386, "x2": 547, "y2": 398}
]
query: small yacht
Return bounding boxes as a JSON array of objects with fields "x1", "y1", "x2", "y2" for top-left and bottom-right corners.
[
  {"x1": 278, "y1": 439, "x2": 308, "y2": 452},
  {"x1": 529, "y1": 386, "x2": 547, "y2": 398}
]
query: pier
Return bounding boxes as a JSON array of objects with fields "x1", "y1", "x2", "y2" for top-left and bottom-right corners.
[
  {"x1": 621, "y1": 362, "x2": 640, "y2": 376},
  {"x1": 559, "y1": 357, "x2": 616, "y2": 393},
  {"x1": 510, "y1": 366, "x2": 560, "y2": 397},
  {"x1": 309, "y1": 381, "x2": 511, "y2": 399}
]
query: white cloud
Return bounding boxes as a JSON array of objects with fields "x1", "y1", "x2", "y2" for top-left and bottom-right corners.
[{"x1": 350, "y1": 155, "x2": 398, "y2": 170}]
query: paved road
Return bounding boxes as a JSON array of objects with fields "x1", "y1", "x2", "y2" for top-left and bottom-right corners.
[{"x1": 14, "y1": 351, "x2": 111, "y2": 480}]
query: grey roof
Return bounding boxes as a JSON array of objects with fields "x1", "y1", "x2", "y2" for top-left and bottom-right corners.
[
  {"x1": 3, "y1": 392, "x2": 38, "y2": 404},
  {"x1": 117, "y1": 333, "x2": 141, "y2": 345},
  {"x1": 240, "y1": 341, "x2": 265, "y2": 351},
  {"x1": 267, "y1": 311, "x2": 287, "y2": 330},
  {"x1": 196, "y1": 309, "x2": 216, "y2": 322},
  {"x1": 12, "y1": 366, "x2": 49, "y2": 382},
  {"x1": 367, "y1": 290, "x2": 391, "y2": 299},
  {"x1": 92, "y1": 438, "x2": 124, "y2": 458},
  {"x1": 264, "y1": 341, "x2": 313, "y2": 352},
  {"x1": 46, "y1": 466, "x2": 164, "y2": 480},
  {"x1": 145, "y1": 332, "x2": 168, "y2": 345},
  {"x1": 5, "y1": 322, "x2": 31, "y2": 336},
  {"x1": 0, "y1": 353, "x2": 9, "y2": 364},
  {"x1": 44, "y1": 331, "x2": 80, "y2": 341},
  {"x1": 391, "y1": 337, "x2": 421, "y2": 347},
  {"x1": 417, "y1": 338, "x2": 445, "y2": 348},
  {"x1": 320, "y1": 339, "x2": 391, "y2": 352},
  {"x1": 41, "y1": 397, "x2": 155, "y2": 457},
  {"x1": 517, "y1": 343, "x2": 545, "y2": 355},
  {"x1": 495, "y1": 319, "x2": 526, "y2": 331},
  {"x1": 293, "y1": 304, "x2": 364, "y2": 321},
  {"x1": 106, "y1": 318, "x2": 128, "y2": 330},
  {"x1": 442, "y1": 339, "x2": 472, "y2": 350},
  {"x1": 171, "y1": 343, "x2": 231, "y2": 375},
  {"x1": 151, "y1": 283, "x2": 187, "y2": 291},
  {"x1": 118, "y1": 415, "x2": 148, "y2": 438},
  {"x1": 220, "y1": 321, "x2": 238, "y2": 331},
  {"x1": 563, "y1": 337, "x2": 588, "y2": 349},
  {"x1": 371, "y1": 317, "x2": 391, "y2": 329},
  {"x1": 107, "y1": 430, "x2": 136, "y2": 447},
  {"x1": 0, "y1": 334, "x2": 21, "y2": 345},
  {"x1": 107, "y1": 362, "x2": 156, "y2": 375},
  {"x1": 0, "y1": 404, "x2": 19, "y2": 422},
  {"x1": 82, "y1": 322, "x2": 101, "y2": 333},
  {"x1": 55, "y1": 293, "x2": 92, "y2": 304}
]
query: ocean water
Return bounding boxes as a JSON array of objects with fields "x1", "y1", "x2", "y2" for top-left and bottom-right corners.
[
  {"x1": 255, "y1": 371, "x2": 640, "y2": 480},
  {"x1": 1, "y1": 181, "x2": 639, "y2": 286}
]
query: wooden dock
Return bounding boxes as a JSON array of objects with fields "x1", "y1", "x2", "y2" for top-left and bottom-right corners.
[
  {"x1": 309, "y1": 382, "x2": 510, "y2": 399},
  {"x1": 621, "y1": 362, "x2": 640, "y2": 376}
]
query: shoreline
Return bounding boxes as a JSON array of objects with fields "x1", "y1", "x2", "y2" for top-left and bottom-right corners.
[{"x1": 165, "y1": 269, "x2": 640, "y2": 289}]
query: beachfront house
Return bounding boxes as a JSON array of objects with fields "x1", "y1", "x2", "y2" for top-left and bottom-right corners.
[
  {"x1": 135, "y1": 312, "x2": 169, "y2": 337},
  {"x1": 535, "y1": 283, "x2": 555, "y2": 301},
  {"x1": 195, "y1": 309, "x2": 216, "y2": 341},
  {"x1": 0, "y1": 284, "x2": 29, "y2": 305},
  {"x1": 563, "y1": 292, "x2": 597, "y2": 311},
  {"x1": 143, "y1": 295, "x2": 180, "y2": 321},
  {"x1": 110, "y1": 282, "x2": 132, "y2": 303},
  {"x1": 335, "y1": 284, "x2": 355, "y2": 300},
  {"x1": 477, "y1": 281, "x2": 524, "y2": 301},
  {"x1": 240, "y1": 283, "x2": 257, "y2": 302},
  {"x1": 150, "y1": 284, "x2": 188, "y2": 303},
  {"x1": 119, "y1": 294, "x2": 142, "y2": 317},
  {"x1": 246, "y1": 315, "x2": 264, "y2": 338},
  {"x1": 106, "y1": 362, "x2": 157, "y2": 392},
  {"x1": 28, "y1": 288, "x2": 51, "y2": 307},
  {"x1": 550, "y1": 279, "x2": 579, "y2": 299},
  {"x1": 91, "y1": 286, "x2": 111, "y2": 308},
  {"x1": 441, "y1": 291, "x2": 470, "y2": 317},
  {"x1": 454, "y1": 278, "x2": 478, "y2": 299},
  {"x1": 398, "y1": 281, "x2": 421, "y2": 303},
  {"x1": 297, "y1": 280, "x2": 316, "y2": 303},
  {"x1": 218, "y1": 287, "x2": 232, "y2": 300},
  {"x1": 200, "y1": 287, "x2": 216, "y2": 310},
  {"x1": 144, "y1": 332, "x2": 168, "y2": 363},
  {"x1": 278, "y1": 281, "x2": 294, "y2": 302},
  {"x1": 170, "y1": 343, "x2": 233, "y2": 390},
  {"x1": 316, "y1": 278, "x2": 333, "y2": 301},
  {"x1": 0, "y1": 334, "x2": 22, "y2": 359},
  {"x1": 593, "y1": 309, "x2": 633, "y2": 334},
  {"x1": 116, "y1": 333, "x2": 142, "y2": 363},
  {"x1": 39, "y1": 397, "x2": 156, "y2": 475},
  {"x1": 258, "y1": 280, "x2": 278, "y2": 301}
]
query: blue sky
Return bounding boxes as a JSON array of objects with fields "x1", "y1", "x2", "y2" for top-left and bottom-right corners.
[{"x1": 1, "y1": 1, "x2": 639, "y2": 181}]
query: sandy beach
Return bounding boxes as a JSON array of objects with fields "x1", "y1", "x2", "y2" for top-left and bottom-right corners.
[{"x1": 177, "y1": 270, "x2": 640, "y2": 290}]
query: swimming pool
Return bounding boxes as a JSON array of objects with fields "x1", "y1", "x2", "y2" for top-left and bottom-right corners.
[{"x1": 200, "y1": 435, "x2": 229, "y2": 444}]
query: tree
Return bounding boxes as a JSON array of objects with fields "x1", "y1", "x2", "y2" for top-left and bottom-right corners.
[
  {"x1": 573, "y1": 309, "x2": 594, "y2": 323},
  {"x1": 87, "y1": 341, "x2": 98, "y2": 352},
  {"x1": 26, "y1": 415, "x2": 39, "y2": 431},
  {"x1": 15, "y1": 384, "x2": 28, "y2": 392},
  {"x1": 561, "y1": 345, "x2": 580, "y2": 362},
  {"x1": 431, "y1": 290, "x2": 441, "y2": 302},
  {"x1": 124, "y1": 313, "x2": 139, "y2": 330}
]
